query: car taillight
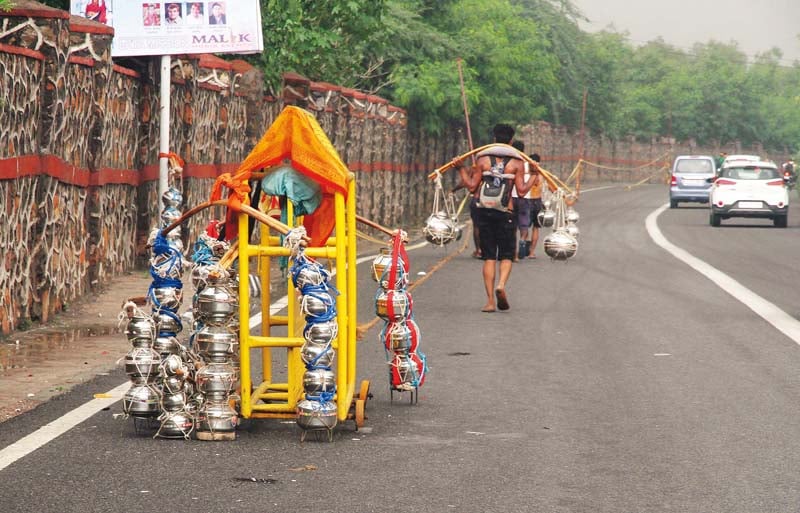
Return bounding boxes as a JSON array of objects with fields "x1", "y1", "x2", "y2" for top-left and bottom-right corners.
[
  {"x1": 767, "y1": 179, "x2": 784, "y2": 186},
  {"x1": 715, "y1": 179, "x2": 736, "y2": 185},
  {"x1": 717, "y1": 200, "x2": 724, "y2": 207},
  {"x1": 670, "y1": 175, "x2": 677, "y2": 186}
]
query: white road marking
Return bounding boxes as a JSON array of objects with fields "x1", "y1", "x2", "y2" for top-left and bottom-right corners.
[
  {"x1": 0, "y1": 240, "x2": 431, "y2": 471},
  {"x1": 647, "y1": 203, "x2": 800, "y2": 344}
]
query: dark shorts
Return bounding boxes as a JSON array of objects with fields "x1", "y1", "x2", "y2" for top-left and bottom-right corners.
[
  {"x1": 529, "y1": 198, "x2": 544, "y2": 228},
  {"x1": 475, "y1": 208, "x2": 517, "y2": 261},
  {"x1": 513, "y1": 197, "x2": 532, "y2": 229},
  {"x1": 469, "y1": 196, "x2": 480, "y2": 223}
]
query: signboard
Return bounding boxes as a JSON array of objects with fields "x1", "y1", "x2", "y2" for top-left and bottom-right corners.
[{"x1": 71, "y1": 1, "x2": 264, "y2": 57}]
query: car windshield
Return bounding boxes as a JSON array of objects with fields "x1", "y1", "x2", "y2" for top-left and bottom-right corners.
[
  {"x1": 675, "y1": 159, "x2": 713, "y2": 173},
  {"x1": 722, "y1": 166, "x2": 779, "y2": 180}
]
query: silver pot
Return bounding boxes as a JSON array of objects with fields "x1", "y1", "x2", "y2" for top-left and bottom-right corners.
[
  {"x1": 379, "y1": 266, "x2": 408, "y2": 291},
  {"x1": 156, "y1": 410, "x2": 194, "y2": 439},
  {"x1": 300, "y1": 290, "x2": 335, "y2": 319},
  {"x1": 196, "y1": 400, "x2": 238, "y2": 433},
  {"x1": 381, "y1": 319, "x2": 419, "y2": 352},
  {"x1": 194, "y1": 325, "x2": 238, "y2": 358},
  {"x1": 153, "y1": 335, "x2": 181, "y2": 356},
  {"x1": 565, "y1": 207, "x2": 580, "y2": 224},
  {"x1": 160, "y1": 354, "x2": 187, "y2": 376},
  {"x1": 154, "y1": 311, "x2": 182, "y2": 335},
  {"x1": 565, "y1": 223, "x2": 580, "y2": 238},
  {"x1": 303, "y1": 320, "x2": 338, "y2": 345},
  {"x1": 423, "y1": 213, "x2": 456, "y2": 246},
  {"x1": 392, "y1": 353, "x2": 419, "y2": 386},
  {"x1": 296, "y1": 399, "x2": 338, "y2": 431},
  {"x1": 292, "y1": 263, "x2": 329, "y2": 290},
  {"x1": 150, "y1": 286, "x2": 183, "y2": 311},
  {"x1": 160, "y1": 390, "x2": 188, "y2": 412},
  {"x1": 303, "y1": 369, "x2": 336, "y2": 396},
  {"x1": 162, "y1": 374, "x2": 186, "y2": 394},
  {"x1": 543, "y1": 230, "x2": 578, "y2": 260},
  {"x1": 122, "y1": 383, "x2": 161, "y2": 417},
  {"x1": 124, "y1": 347, "x2": 161, "y2": 378},
  {"x1": 126, "y1": 315, "x2": 156, "y2": 344},
  {"x1": 375, "y1": 289, "x2": 412, "y2": 321},
  {"x1": 537, "y1": 209, "x2": 556, "y2": 228},
  {"x1": 300, "y1": 343, "x2": 335, "y2": 368},
  {"x1": 160, "y1": 206, "x2": 182, "y2": 226},
  {"x1": 162, "y1": 187, "x2": 183, "y2": 208},
  {"x1": 371, "y1": 249, "x2": 408, "y2": 283},
  {"x1": 195, "y1": 361, "x2": 237, "y2": 395},
  {"x1": 150, "y1": 252, "x2": 183, "y2": 280},
  {"x1": 195, "y1": 281, "x2": 237, "y2": 324}
]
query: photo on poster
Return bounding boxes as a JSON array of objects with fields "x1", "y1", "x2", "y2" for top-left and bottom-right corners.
[{"x1": 71, "y1": 0, "x2": 114, "y2": 27}]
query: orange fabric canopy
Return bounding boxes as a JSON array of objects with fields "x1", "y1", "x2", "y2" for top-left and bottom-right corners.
[{"x1": 210, "y1": 105, "x2": 352, "y2": 246}]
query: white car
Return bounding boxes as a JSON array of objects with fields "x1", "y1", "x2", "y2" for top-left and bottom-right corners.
[{"x1": 709, "y1": 160, "x2": 788, "y2": 227}]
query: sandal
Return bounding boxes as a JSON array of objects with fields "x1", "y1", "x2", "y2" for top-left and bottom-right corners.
[{"x1": 495, "y1": 289, "x2": 509, "y2": 311}]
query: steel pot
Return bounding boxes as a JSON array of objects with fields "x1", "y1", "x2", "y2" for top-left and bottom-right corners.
[
  {"x1": 381, "y1": 319, "x2": 420, "y2": 352},
  {"x1": 565, "y1": 207, "x2": 580, "y2": 224},
  {"x1": 162, "y1": 374, "x2": 186, "y2": 395},
  {"x1": 375, "y1": 289, "x2": 412, "y2": 321},
  {"x1": 300, "y1": 343, "x2": 335, "y2": 368},
  {"x1": 300, "y1": 290, "x2": 335, "y2": 319},
  {"x1": 160, "y1": 390, "x2": 188, "y2": 412},
  {"x1": 162, "y1": 187, "x2": 183, "y2": 208},
  {"x1": 150, "y1": 286, "x2": 183, "y2": 311},
  {"x1": 303, "y1": 369, "x2": 336, "y2": 396},
  {"x1": 160, "y1": 206, "x2": 182, "y2": 226},
  {"x1": 537, "y1": 209, "x2": 556, "y2": 228},
  {"x1": 565, "y1": 223, "x2": 580, "y2": 239},
  {"x1": 154, "y1": 311, "x2": 182, "y2": 335},
  {"x1": 543, "y1": 230, "x2": 578, "y2": 261},
  {"x1": 292, "y1": 262, "x2": 329, "y2": 290},
  {"x1": 371, "y1": 249, "x2": 407, "y2": 283},
  {"x1": 423, "y1": 213, "x2": 456, "y2": 246},
  {"x1": 160, "y1": 353, "x2": 187, "y2": 376},
  {"x1": 296, "y1": 399, "x2": 338, "y2": 431},
  {"x1": 194, "y1": 325, "x2": 238, "y2": 358},
  {"x1": 122, "y1": 383, "x2": 161, "y2": 417},
  {"x1": 196, "y1": 400, "x2": 238, "y2": 433},
  {"x1": 126, "y1": 315, "x2": 156, "y2": 344},
  {"x1": 303, "y1": 320, "x2": 338, "y2": 345},
  {"x1": 124, "y1": 347, "x2": 161, "y2": 378},
  {"x1": 156, "y1": 410, "x2": 194, "y2": 439},
  {"x1": 153, "y1": 335, "x2": 181, "y2": 356},
  {"x1": 195, "y1": 361, "x2": 237, "y2": 395},
  {"x1": 195, "y1": 280, "x2": 237, "y2": 324}
]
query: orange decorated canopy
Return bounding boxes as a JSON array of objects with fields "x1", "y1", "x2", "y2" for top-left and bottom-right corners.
[{"x1": 210, "y1": 106, "x2": 352, "y2": 246}]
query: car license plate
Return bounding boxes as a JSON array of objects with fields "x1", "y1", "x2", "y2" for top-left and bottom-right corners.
[
  {"x1": 738, "y1": 201, "x2": 762, "y2": 208},
  {"x1": 683, "y1": 179, "x2": 704, "y2": 186}
]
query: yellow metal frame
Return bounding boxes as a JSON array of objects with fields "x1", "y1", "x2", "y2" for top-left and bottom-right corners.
[{"x1": 238, "y1": 176, "x2": 358, "y2": 422}]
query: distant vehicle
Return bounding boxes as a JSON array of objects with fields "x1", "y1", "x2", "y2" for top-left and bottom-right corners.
[
  {"x1": 720, "y1": 154, "x2": 761, "y2": 169},
  {"x1": 709, "y1": 159, "x2": 788, "y2": 227},
  {"x1": 669, "y1": 155, "x2": 717, "y2": 208}
]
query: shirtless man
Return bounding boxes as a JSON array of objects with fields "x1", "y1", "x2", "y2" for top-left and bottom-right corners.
[{"x1": 454, "y1": 123, "x2": 539, "y2": 312}]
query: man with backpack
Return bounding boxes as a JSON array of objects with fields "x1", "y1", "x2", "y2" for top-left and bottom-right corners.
[{"x1": 454, "y1": 123, "x2": 539, "y2": 312}]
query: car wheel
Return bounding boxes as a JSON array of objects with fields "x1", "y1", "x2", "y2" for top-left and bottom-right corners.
[
  {"x1": 670, "y1": 199, "x2": 678, "y2": 209},
  {"x1": 774, "y1": 215, "x2": 788, "y2": 228},
  {"x1": 710, "y1": 213, "x2": 721, "y2": 227}
]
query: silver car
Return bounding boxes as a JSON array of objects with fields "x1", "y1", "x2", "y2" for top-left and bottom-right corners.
[{"x1": 669, "y1": 155, "x2": 717, "y2": 208}]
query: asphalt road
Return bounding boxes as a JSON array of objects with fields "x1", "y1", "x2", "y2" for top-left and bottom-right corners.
[{"x1": 2, "y1": 184, "x2": 800, "y2": 513}]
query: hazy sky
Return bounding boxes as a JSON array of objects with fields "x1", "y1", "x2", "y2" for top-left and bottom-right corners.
[{"x1": 571, "y1": 0, "x2": 800, "y2": 64}]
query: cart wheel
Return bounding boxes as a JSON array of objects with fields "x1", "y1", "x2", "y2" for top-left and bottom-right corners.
[
  {"x1": 355, "y1": 399, "x2": 366, "y2": 429},
  {"x1": 359, "y1": 380, "x2": 371, "y2": 402}
]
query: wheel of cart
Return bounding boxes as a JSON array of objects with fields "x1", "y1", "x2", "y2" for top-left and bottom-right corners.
[{"x1": 348, "y1": 379, "x2": 372, "y2": 429}]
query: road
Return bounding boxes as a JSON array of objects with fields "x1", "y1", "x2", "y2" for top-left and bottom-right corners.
[{"x1": 2, "y1": 183, "x2": 800, "y2": 513}]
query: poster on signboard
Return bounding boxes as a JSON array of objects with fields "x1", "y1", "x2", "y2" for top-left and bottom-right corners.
[{"x1": 71, "y1": 1, "x2": 264, "y2": 57}]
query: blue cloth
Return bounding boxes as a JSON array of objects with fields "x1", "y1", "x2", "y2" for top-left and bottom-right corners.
[{"x1": 260, "y1": 164, "x2": 322, "y2": 219}]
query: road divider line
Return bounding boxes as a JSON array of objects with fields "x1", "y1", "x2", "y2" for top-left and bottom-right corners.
[{"x1": 647, "y1": 203, "x2": 800, "y2": 344}]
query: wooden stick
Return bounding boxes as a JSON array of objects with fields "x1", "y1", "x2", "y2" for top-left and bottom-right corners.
[{"x1": 355, "y1": 214, "x2": 395, "y2": 237}]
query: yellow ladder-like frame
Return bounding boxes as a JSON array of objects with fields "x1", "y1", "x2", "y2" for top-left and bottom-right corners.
[{"x1": 237, "y1": 177, "x2": 358, "y2": 422}]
